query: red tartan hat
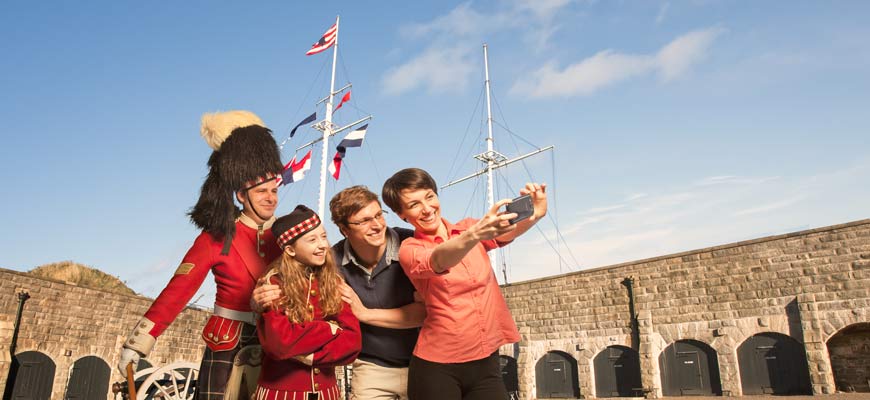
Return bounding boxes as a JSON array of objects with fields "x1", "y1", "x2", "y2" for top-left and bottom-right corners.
[{"x1": 272, "y1": 205, "x2": 322, "y2": 247}]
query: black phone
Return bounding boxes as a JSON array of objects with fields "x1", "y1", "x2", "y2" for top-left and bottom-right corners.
[{"x1": 505, "y1": 194, "x2": 533, "y2": 224}]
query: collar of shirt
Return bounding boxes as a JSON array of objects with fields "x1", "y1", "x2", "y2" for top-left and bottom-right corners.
[
  {"x1": 341, "y1": 227, "x2": 400, "y2": 277},
  {"x1": 412, "y1": 218, "x2": 462, "y2": 244},
  {"x1": 237, "y1": 212, "x2": 276, "y2": 230}
]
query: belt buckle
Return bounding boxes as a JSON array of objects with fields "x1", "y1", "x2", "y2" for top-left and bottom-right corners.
[{"x1": 306, "y1": 392, "x2": 320, "y2": 400}]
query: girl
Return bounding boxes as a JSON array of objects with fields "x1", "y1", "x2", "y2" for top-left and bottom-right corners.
[{"x1": 255, "y1": 205, "x2": 361, "y2": 400}]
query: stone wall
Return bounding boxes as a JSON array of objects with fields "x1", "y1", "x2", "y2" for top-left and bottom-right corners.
[
  {"x1": 0, "y1": 268, "x2": 208, "y2": 399},
  {"x1": 501, "y1": 219, "x2": 870, "y2": 399}
]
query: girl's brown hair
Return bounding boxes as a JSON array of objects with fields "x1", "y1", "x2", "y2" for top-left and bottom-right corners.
[{"x1": 263, "y1": 246, "x2": 344, "y2": 323}]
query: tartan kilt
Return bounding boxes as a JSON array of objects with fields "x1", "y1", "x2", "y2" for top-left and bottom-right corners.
[{"x1": 195, "y1": 322, "x2": 258, "y2": 400}]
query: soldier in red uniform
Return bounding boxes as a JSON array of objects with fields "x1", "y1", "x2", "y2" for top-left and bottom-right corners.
[
  {"x1": 255, "y1": 205, "x2": 361, "y2": 400},
  {"x1": 116, "y1": 110, "x2": 284, "y2": 400}
]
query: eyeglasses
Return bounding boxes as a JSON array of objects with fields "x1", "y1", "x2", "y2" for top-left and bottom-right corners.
[{"x1": 346, "y1": 210, "x2": 388, "y2": 227}]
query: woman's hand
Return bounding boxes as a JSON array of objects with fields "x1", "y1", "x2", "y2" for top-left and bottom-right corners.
[
  {"x1": 468, "y1": 199, "x2": 517, "y2": 241},
  {"x1": 520, "y1": 182, "x2": 547, "y2": 222}
]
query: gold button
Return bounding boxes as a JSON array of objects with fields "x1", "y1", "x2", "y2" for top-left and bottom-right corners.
[
  {"x1": 223, "y1": 334, "x2": 229, "y2": 340},
  {"x1": 308, "y1": 304, "x2": 314, "y2": 311},
  {"x1": 313, "y1": 368, "x2": 320, "y2": 374},
  {"x1": 310, "y1": 290, "x2": 317, "y2": 296},
  {"x1": 128, "y1": 339, "x2": 135, "y2": 345},
  {"x1": 314, "y1": 383, "x2": 320, "y2": 389},
  {"x1": 208, "y1": 333, "x2": 214, "y2": 338}
]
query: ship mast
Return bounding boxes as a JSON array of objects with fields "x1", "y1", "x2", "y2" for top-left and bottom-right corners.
[
  {"x1": 442, "y1": 44, "x2": 554, "y2": 282},
  {"x1": 294, "y1": 15, "x2": 372, "y2": 216}
]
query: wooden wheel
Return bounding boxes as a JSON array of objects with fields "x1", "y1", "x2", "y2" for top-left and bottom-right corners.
[{"x1": 136, "y1": 362, "x2": 198, "y2": 400}]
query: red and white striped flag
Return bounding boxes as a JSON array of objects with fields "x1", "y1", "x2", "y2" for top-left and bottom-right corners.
[
  {"x1": 278, "y1": 150, "x2": 313, "y2": 185},
  {"x1": 305, "y1": 24, "x2": 337, "y2": 56},
  {"x1": 327, "y1": 149, "x2": 344, "y2": 180}
]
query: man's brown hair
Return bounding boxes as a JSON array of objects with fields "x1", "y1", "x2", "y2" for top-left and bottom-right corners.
[
  {"x1": 329, "y1": 185, "x2": 380, "y2": 227},
  {"x1": 381, "y1": 168, "x2": 438, "y2": 214}
]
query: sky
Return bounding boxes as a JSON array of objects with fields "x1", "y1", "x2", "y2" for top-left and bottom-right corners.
[{"x1": 2, "y1": 1, "x2": 868, "y2": 307}]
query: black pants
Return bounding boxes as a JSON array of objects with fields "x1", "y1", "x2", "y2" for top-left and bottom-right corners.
[{"x1": 407, "y1": 353, "x2": 507, "y2": 400}]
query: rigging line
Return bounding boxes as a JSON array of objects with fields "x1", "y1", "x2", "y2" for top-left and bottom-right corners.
[
  {"x1": 461, "y1": 176, "x2": 482, "y2": 219},
  {"x1": 490, "y1": 94, "x2": 580, "y2": 268},
  {"x1": 278, "y1": 55, "x2": 331, "y2": 149},
  {"x1": 362, "y1": 133, "x2": 383, "y2": 185},
  {"x1": 544, "y1": 150, "x2": 582, "y2": 269},
  {"x1": 498, "y1": 176, "x2": 578, "y2": 271},
  {"x1": 446, "y1": 83, "x2": 486, "y2": 183}
]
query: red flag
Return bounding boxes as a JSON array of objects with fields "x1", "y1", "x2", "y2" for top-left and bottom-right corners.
[
  {"x1": 306, "y1": 24, "x2": 337, "y2": 56},
  {"x1": 334, "y1": 91, "x2": 351, "y2": 112}
]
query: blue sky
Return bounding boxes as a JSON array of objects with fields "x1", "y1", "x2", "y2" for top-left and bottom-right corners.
[{"x1": 2, "y1": 1, "x2": 868, "y2": 307}]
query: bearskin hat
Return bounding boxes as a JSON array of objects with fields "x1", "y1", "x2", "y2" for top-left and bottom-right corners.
[{"x1": 188, "y1": 111, "x2": 283, "y2": 254}]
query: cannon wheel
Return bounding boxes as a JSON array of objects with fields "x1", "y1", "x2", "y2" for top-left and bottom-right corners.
[{"x1": 136, "y1": 362, "x2": 199, "y2": 400}]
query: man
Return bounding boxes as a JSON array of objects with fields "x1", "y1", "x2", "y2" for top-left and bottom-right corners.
[
  {"x1": 117, "y1": 111, "x2": 284, "y2": 400},
  {"x1": 381, "y1": 167, "x2": 547, "y2": 400},
  {"x1": 253, "y1": 185, "x2": 424, "y2": 400}
]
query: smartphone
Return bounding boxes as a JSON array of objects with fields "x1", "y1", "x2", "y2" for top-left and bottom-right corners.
[{"x1": 505, "y1": 194, "x2": 533, "y2": 224}]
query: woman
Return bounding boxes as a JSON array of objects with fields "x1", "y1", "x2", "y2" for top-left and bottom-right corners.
[
  {"x1": 255, "y1": 205, "x2": 361, "y2": 400},
  {"x1": 381, "y1": 168, "x2": 547, "y2": 400}
]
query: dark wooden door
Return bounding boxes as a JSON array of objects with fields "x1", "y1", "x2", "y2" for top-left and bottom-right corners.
[
  {"x1": 593, "y1": 346, "x2": 642, "y2": 397},
  {"x1": 738, "y1": 333, "x2": 811, "y2": 395},
  {"x1": 66, "y1": 356, "x2": 110, "y2": 400},
  {"x1": 535, "y1": 352, "x2": 580, "y2": 398},
  {"x1": 7, "y1": 351, "x2": 55, "y2": 400}
]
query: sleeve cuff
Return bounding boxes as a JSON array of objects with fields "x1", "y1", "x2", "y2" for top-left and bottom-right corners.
[{"x1": 124, "y1": 317, "x2": 157, "y2": 356}]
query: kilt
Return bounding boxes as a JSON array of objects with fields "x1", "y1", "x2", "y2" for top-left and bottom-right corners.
[{"x1": 195, "y1": 322, "x2": 258, "y2": 400}]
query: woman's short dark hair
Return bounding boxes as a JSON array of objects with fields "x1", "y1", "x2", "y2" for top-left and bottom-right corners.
[{"x1": 382, "y1": 168, "x2": 438, "y2": 213}]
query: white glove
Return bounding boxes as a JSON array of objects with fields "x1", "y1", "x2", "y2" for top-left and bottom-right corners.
[{"x1": 117, "y1": 347, "x2": 141, "y2": 375}]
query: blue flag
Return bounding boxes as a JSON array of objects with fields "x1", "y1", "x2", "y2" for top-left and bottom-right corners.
[{"x1": 290, "y1": 112, "x2": 317, "y2": 138}]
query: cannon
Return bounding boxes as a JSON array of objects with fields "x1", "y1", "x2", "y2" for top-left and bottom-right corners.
[{"x1": 112, "y1": 345, "x2": 262, "y2": 400}]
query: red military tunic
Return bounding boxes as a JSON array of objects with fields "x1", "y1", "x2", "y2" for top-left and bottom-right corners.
[
  {"x1": 124, "y1": 214, "x2": 281, "y2": 354},
  {"x1": 256, "y1": 274, "x2": 361, "y2": 399}
]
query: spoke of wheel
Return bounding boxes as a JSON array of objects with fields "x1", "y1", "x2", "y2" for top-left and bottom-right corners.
[
  {"x1": 185, "y1": 369, "x2": 197, "y2": 400},
  {"x1": 171, "y1": 372, "x2": 180, "y2": 398},
  {"x1": 155, "y1": 381, "x2": 174, "y2": 399}
]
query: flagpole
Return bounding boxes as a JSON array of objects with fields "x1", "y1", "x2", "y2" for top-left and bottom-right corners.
[
  {"x1": 318, "y1": 15, "x2": 340, "y2": 217},
  {"x1": 482, "y1": 44, "x2": 498, "y2": 275}
]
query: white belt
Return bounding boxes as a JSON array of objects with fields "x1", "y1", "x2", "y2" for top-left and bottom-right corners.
[{"x1": 213, "y1": 305, "x2": 257, "y2": 326}]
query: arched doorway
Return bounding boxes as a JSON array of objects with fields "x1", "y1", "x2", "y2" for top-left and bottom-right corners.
[
  {"x1": 499, "y1": 355, "x2": 519, "y2": 398},
  {"x1": 3, "y1": 351, "x2": 55, "y2": 400},
  {"x1": 737, "y1": 332, "x2": 811, "y2": 395},
  {"x1": 535, "y1": 351, "x2": 580, "y2": 398},
  {"x1": 594, "y1": 345, "x2": 642, "y2": 397},
  {"x1": 66, "y1": 356, "x2": 111, "y2": 400},
  {"x1": 659, "y1": 339, "x2": 722, "y2": 396},
  {"x1": 827, "y1": 322, "x2": 870, "y2": 392}
]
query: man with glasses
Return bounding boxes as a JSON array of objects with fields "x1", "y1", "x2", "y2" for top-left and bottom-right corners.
[{"x1": 253, "y1": 185, "x2": 424, "y2": 400}]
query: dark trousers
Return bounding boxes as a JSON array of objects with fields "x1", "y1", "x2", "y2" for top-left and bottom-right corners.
[
  {"x1": 407, "y1": 352, "x2": 507, "y2": 400},
  {"x1": 195, "y1": 323, "x2": 258, "y2": 400}
]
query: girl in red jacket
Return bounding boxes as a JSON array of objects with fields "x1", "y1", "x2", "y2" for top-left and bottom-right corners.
[{"x1": 255, "y1": 205, "x2": 361, "y2": 400}]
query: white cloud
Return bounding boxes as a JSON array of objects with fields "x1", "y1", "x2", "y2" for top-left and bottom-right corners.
[
  {"x1": 511, "y1": 52, "x2": 655, "y2": 98},
  {"x1": 694, "y1": 175, "x2": 779, "y2": 186},
  {"x1": 511, "y1": 27, "x2": 725, "y2": 98},
  {"x1": 381, "y1": 46, "x2": 475, "y2": 95},
  {"x1": 656, "y1": 27, "x2": 726, "y2": 82},
  {"x1": 656, "y1": 2, "x2": 670, "y2": 25},
  {"x1": 732, "y1": 195, "x2": 806, "y2": 216},
  {"x1": 384, "y1": 0, "x2": 576, "y2": 96},
  {"x1": 502, "y1": 158, "x2": 870, "y2": 284}
]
